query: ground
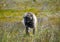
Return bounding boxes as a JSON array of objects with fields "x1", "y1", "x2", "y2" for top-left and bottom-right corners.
[{"x1": 0, "y1": 0, "x2": 60, "y2": 42}]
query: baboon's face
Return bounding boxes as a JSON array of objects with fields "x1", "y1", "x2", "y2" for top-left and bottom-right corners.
[{"x1": 24, "y1": 13, "x2": 33, "y2": 23}]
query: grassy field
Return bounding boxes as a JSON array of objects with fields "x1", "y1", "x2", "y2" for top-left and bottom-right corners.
[
  {"x1": 0, "y1": 9, "x2": 60, "y2": 42},
  {"x1": 0, "y1": 0, "x2": 60, "y2": 42}
]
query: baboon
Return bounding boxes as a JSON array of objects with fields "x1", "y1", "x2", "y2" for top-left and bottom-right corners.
[{"x1": 22, "y1": 12, "x2": 37, "y2": 35}]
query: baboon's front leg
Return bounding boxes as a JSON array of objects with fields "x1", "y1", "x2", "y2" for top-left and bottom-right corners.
[
  {"x1": 33, "y1": 28, "x2": 35, "y2": 34},
  {"x1": 26, "y1": 27, "x2": 29, "y2": 35}
]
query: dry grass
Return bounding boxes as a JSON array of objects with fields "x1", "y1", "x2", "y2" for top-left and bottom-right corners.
[{"x1": 0, "y1": 9, "x2": 60, "y2": 42}]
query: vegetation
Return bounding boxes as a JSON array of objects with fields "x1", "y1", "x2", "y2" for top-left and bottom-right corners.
[{"x1": 0, "y1": 0, "x2": 60, "y2": 42}]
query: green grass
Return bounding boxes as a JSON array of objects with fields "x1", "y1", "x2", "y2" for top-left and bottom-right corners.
[
  {"x1": 0, "y1": 0, "x2": 60, "y2": 42},
  {"x1": 0, "y1": 9, "x2": 60, "y2": 42}
]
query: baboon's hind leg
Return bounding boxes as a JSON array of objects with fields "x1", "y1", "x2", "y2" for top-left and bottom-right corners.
[
  {"x1": 33, "y1": 28, "x2": 35, "y2": 34},
  {"x1": 26, "y1": 27, "x2": 29, "y2": 35}
]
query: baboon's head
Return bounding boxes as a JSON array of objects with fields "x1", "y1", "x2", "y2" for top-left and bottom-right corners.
[{"x1": 24, "y1": 12, "x2": 33, "y2": 23}]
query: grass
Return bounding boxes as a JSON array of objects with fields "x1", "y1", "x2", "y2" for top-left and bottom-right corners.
[
  {"x1": 0, "y1": 0, "x2": 60, "y2": 42},
  {"x1": 0, "y1": 9, "x2": 60, "y2": 42}
]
